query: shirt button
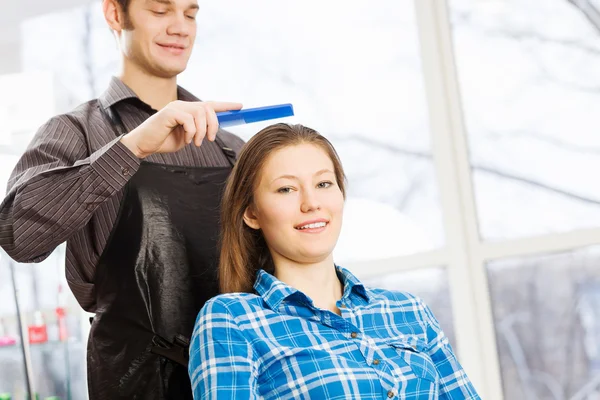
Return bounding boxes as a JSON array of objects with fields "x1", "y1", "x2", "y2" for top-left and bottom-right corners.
[
  {"x1": 121, "y1": 167, "x2": 130, "y2": 176},
  {"x1": 350, "y1": 332, "x2": 358, "y2": 339},
  {"x1": 340, "y1": 304, "x2": 346, "y2": 308},
  {"x1": 387, "y1": 391, "x2": 395, "y2": 398},
  {"x1": 373, "y1": 359, "x2": 380, "y2": 365}
]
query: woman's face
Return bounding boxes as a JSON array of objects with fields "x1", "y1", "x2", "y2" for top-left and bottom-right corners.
[{"x1": 244, "y1": 143, "x2": 345, "y2": 265}]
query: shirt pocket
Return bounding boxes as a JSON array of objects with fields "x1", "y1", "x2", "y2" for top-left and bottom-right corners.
[{"x1": 386, "y1": 338, "x2": 438, "y2": 383}]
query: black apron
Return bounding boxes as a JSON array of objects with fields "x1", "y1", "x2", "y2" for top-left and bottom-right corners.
[{"x1": 87, "y1": 107, "x2": 236, "y2": 399}]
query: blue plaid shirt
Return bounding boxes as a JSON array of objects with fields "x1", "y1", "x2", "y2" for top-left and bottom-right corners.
[{"x1": 189, "y1": 266, "x2": 480, "y2": 399}]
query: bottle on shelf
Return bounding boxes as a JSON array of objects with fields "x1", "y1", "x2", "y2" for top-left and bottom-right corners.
[{"x1": 27, "y1": 311, "x2": 48, "y2": 344}]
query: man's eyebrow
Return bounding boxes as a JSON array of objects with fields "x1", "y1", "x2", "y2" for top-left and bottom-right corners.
[
  {"x1": 147, "y1": 0, "x2": 199, "y2": 10},
  {"x1": 148, "y1": 0, "x2": 173, "y2": 5}
]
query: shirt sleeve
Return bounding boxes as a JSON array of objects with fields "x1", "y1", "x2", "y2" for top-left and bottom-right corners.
[
  {"x1": 419, "y1": 297, "x2": 482, "y2": 400},
  {"x1": 0, "y1": 116, "x2": 140, "y2": 262},
  {"x1": 188, "y1": 298, "x2": 260, "y2": 399}
]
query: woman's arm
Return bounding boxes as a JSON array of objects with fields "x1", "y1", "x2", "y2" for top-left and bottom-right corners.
[
  {"x1": 188, "y1": 298, "x2": 260, "y2": 399},
  {"x1": 419, "y1": 297, "x2": 481, "y2": 399}
]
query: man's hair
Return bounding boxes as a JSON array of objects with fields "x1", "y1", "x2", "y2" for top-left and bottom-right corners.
[
  {"x1": 116, "y1": 0, "x2": 131, "y2": 13},
  {"x1": 112, "y1": 0, "x2": 133, "y2": 29}
]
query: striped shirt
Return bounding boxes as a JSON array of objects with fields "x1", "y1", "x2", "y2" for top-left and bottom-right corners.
[
  {"x1": 0, "y1": 77, "x2": 244, "y2": 311},
  {"x1": 189, "y1": 266, "x2": 480, "y2": 399}
]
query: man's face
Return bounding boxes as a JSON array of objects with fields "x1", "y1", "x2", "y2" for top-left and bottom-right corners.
[{"x1": 119, "y1": 0, "x2": 198, "y2": 78}]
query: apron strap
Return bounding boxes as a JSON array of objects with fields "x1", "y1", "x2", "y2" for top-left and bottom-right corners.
[
  {"x1": 90, "y1": 315, "x2": 190, "y2": 367},
  {"x1": 214, "y1": 134, "x2": 238, "y2": 166},
  {"x1": 151, "y1": 334, "x2": 190, "y2": 367}
]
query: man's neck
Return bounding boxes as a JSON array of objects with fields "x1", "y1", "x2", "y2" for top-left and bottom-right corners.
[{"x1": 118, "y1": 64, "x2": 179, "y2": 111}]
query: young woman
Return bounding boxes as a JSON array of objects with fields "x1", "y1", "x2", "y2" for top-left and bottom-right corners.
[{"x1": 188, "y1": 123, "x2": 480, "y2": 399}]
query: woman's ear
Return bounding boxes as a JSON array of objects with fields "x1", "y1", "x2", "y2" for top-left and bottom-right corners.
[{"x1": 243, "y1": 205, "x2": 261, "y2": 230}]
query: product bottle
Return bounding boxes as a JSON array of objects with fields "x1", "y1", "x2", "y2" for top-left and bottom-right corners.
[{"x1": 28, "y1": 311, "x2": 48, "y2": 344}]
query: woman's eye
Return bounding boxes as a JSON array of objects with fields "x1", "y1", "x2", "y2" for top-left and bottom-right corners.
[
  {"x1": 318, "y1": 181, "x2": 333, "y2": 189},
  {"x1": 152, "y1": 10, "x2": 167, "y2": 15},
  {"x1": 277, "y1": 187, "x2": 292, "y2": 194}
]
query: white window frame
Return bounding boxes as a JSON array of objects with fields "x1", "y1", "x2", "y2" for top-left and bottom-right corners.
[{"x1": 346, "y1": 1, "x2": 600, "y2": 398}]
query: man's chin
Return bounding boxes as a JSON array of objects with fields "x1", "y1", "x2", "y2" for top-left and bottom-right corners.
[{"x1": 155, "y1": 63, "x2": 188, "y2": 79}]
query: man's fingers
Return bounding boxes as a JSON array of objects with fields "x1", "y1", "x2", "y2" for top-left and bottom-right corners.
[
  {"x1": 172, "y1": 110, "x2": 196, "y2": 144},
  {"x1": 193, "y1": 109, "x2": 207, "y2": 147},
  {"x1": 205, "y1": 108, "x2": 219, "y2": 141},
  {"x1": 169, "y1": 101, "x2": 242, "y2": 145}
]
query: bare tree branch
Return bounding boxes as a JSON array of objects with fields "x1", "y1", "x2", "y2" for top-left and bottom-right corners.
[
  {"x1": 329, "y1": 134, "x2": 431, "y2": 160},
  {"x1": 478, "y1": 27, "x2": 600, "y2": 94},
  {"x1": 456, "y1": 2, "x2": 600, "y2": 94},
  {"x1": 485, "y1": 130, "x2": 600, "y2": 156},
  {"x1": 397, "y1": 172, "x2": 426, "y2": 210},
  {"x1": 567, "y1": 0, "x2": 600, "y2": 34},
  {"x1": 330, "y1": 134, "x2": 600, "y2": 206},
  {"x1": 475, "y1": 165, "x2": 600, "y2": 206},
  {"x1": 485, "y1": 28, "x2": 600, "y2": 58},
  {"x1": 537, "y1": 67, "x2": 600, "y2": 94}
]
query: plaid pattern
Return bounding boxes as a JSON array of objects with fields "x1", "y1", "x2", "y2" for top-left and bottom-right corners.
[{"x1": 189, "y1": 266, "x2": 480, "y2": 399}]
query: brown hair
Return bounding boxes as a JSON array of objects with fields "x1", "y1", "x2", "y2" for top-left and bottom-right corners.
[
  {"x1": 104, "y1": 0, "x2": 133, "y2": 29},
  {"x1": 219, "y1": 123, "x2": 347, "y2": 293},
  {"x1": 116, "y1": 0, "x2": 130, "y2": 11},
  {"x1": 117, "y1": 0, "x2": 134, "y2": 29}
]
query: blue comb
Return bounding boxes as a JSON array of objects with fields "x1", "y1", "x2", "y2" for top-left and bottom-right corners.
[{"x1": 216, "y1": 103, "x2": 294, "y2": 127}]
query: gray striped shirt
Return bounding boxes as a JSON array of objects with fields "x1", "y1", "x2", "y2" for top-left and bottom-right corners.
[{"x1": 0, "y1": 77, "x2": 244, "y2": 311}]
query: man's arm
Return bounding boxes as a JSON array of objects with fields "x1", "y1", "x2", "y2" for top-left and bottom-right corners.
[
  {"x1": 0, "y1": 116, "x2": 140, "y2": 262},
  {"x1": 1, "y1": 100, "x2": 243, "y2": 263}
]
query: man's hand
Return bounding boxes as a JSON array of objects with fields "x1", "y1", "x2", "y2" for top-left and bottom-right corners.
[{"x1": 120, "y1": 100, "x2": 243, "y2": 158}]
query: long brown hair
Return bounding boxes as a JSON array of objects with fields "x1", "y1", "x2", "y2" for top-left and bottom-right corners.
[{"x1": 219, "y1": 123, "x2": 347, "y2": 293}]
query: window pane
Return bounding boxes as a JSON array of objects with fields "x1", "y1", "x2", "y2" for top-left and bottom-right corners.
[
  {"x1": 0, "y1": 72, "x2": 56, "y2": 156},
  {"x1": 191, "y1": 1, "x2": 445, "y2": 260},
  {"x1": 0, "y1": 254, "x2": 27, "y2": 397},
  {"x1": 20, "y1": 1, "x2": 445, "y2": 261},
  {"x1": 449, "y1": 0, "x2": 600, "y2": 240},
  {"x1": 360, "y1": 267, "x2": 456, "y2": 349},
  {"x1": 1, "y1": 152, "x2": 88, "y2": 399},
  {"x1": 5, "y1": 250, "x2": 89, "y2": 399},
  {"x1": 487, "y1": 245, "x2": 600, "y2": 399}
]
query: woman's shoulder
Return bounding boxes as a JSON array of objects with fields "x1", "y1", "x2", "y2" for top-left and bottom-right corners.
[{"x1": 199, "y1": 292, "x2": 265, "y2": 318}]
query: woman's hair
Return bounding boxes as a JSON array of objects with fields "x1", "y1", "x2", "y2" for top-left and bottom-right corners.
[{"x1": 219, "y1": 123, "x2": 347, "y2": 293}]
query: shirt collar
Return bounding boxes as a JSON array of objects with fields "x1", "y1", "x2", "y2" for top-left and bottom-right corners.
[
  {"x1": 254, "y1": 265, "x2": 371, "y2": 311},
  {"x1": 98, "y1": 76, "x2": 199, "y2": 110},
  {"x1": 337, "y1": 265, "x2": 370, "y2": 303}
]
